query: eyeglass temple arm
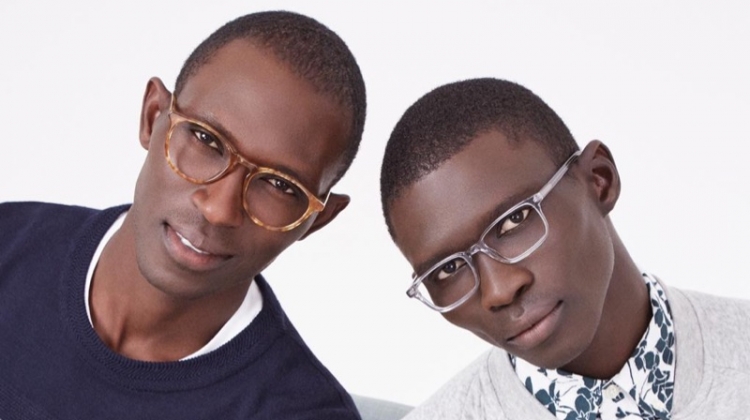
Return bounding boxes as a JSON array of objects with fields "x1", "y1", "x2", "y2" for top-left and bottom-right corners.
[{"x1": 535, "y1": 151, "x2": 582, "y2": 201}]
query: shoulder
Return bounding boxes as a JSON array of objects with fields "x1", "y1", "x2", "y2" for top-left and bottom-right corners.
[
  {"x1": 249, "y1": 276, "x2": 361, "y2": 419},
  {"x1": 0, "y1": 201, "x2": 94, "y2": 252},
  {"x1": 0, "y1": 200, "x2": 95, "y2": 221},
  {"x1": 0, "y1": 201, "x2": 98, "y2": 236},
  {"x1": 669, "y1": 286, "x2": 750, "y2": 369},
  {"x1": 404, "y1": 349, "x2": 503, "y2": 420},
  {"x1": 671, "y1": 287, "x2": 750, "y2": 338},
  {"x1": 665, "y1": 286, "x2": 750, "y2": 417},
  {"x1": 0, "y1": 201, "x2": 127, "y2": 252}
]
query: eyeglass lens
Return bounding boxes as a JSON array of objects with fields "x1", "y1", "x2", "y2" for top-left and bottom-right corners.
[
  {"x1": 167, "y1": 120, "x2": 310, "y2": 228},
  {"x1": 418, "y1": 204, "x2": 546, "y2": 309}
]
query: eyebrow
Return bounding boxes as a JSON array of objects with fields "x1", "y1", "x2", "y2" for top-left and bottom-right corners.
[
  {"x1": 176, "y1": 103, "x2": 316, "y2": 191},
  {"x1": 412, "y1": 184, "x2": 541, "y2": 277},
  {"x1": 480, "y1": 186, "x2": 539, "y2": 231}
]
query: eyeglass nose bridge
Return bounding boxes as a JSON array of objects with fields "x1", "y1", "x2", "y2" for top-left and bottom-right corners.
[
  {"x1": 224, "y1": 153, "x2": 260, "y2": 181},
  {"x1": 467, "y1": 241, "x2": 510, "y2": 265}
]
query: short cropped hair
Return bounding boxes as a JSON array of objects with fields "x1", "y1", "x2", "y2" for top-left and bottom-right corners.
[
  {"x1": 175, "y1": 11, "x2": 366, "y2": 186},
  {"x1": 380, "y1": 78, "x2": 578, "y2": 236}
]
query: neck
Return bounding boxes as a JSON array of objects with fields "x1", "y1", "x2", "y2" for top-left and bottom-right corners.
[
  {"x1": 560, "y1": 223, "x2": 651, "y2": 379},
  {"x1": 89, "y1": 214, "x2": 249, "y2": 362}
]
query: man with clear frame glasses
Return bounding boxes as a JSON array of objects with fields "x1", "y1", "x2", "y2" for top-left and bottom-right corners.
[
  {"x1": 0, "y1": 11, "x2": 368, "y2": 420},
  {"x1": 380, "y1": 78, "x2": 750, "y2": 419},
  {"x1": 407, "y1": 151, "x2": 580, "y2": 314}
]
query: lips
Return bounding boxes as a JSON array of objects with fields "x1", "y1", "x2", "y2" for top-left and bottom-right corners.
[
  {"x1": 163, "y1": 223, "x2": 231, "y2": 271},
  {"x1": 175, "y1": 230, "x2": 211, "y2": 255},
  {"x1": 506, "y1": 301, "x2": 563, "y2": 350}
]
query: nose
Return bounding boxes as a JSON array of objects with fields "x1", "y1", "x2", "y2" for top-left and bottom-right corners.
[
  {"x1": 191, "y1": 168, "x2": 246, "y2": 228},
  {"x1": 474, "y1": 253, "x2": 533, "y2": 312}
]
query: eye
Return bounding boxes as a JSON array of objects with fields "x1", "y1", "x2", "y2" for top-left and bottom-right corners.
[
  {"x1": 192, "y1": 129, "x2": 224, "y2": 154},
  {"x1": 263, "y1": 177, "x2": 297, "y2": 196},
  {"x1": 497, "y1": 207, "x2": 531, "y2": 236},
  {"x1": 434, "y1": 258, "x2": 467, "y2": 281}
]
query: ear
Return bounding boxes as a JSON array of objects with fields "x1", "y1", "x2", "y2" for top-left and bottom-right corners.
[
  {"x1": 299, "y1": 193, "x2": 350, "y2": 240},
  {"x1": 578, "y1": 140, "x2": 620, "y2": 215},
  {"x1": 139, "y1": 77, "x2": 172, "y2": 150}
]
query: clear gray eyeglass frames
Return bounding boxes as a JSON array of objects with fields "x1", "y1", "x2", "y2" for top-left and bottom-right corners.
[{"x1": 406, "y1": 151, "x2": 581, "y2": 313}]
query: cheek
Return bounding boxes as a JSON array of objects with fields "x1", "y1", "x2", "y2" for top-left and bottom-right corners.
[
  {"x1": 534, "y1": 195, "x2": 614, "y2": 311},
  {"x1": 548, "y1": 200, "x2": 615, "y2": 336},
  {"x1": 235, "y1": 219, "x2": 308, "y2": 274},
  {"x1": 543, "y1": 189, "x2": 615, "y2": 292},
  {"x1": 574, "y1": 205, "x2": 615, "y2": 294},
  {"x1": 441, "y1": 303, "x2": 503, "y2": 347},
  {"x1": 441, "y1": 311, "x2": 466, "y2": 330},
  {"x1": 133, "y1": 146, "x2": 192, "y2": 214},
  {"x1": 237, "y1": 233, "x2": 287, "y2": 271},
  {"x1": 134, "y1": 148, "x2": 167, "y2": 204}
]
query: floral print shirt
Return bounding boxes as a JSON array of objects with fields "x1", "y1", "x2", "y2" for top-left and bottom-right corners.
[{"x1": 510, "y1": 274, "x2": 675, "y2": 420}]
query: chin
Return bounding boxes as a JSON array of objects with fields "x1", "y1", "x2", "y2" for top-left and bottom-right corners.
[
  {"x1": 147, "y1": 275, "x2": 215, "y2": 301},
  {"x1": 542, "y1": 329, "x2": 599, "y2": 372},
  {"x1": 501, "y1": 340, "x2": 580, "y2": 370},
  {"x1": 497, "y1": 325, "x2": 596, "y2": 371},
  {"x1": 525, "y1": 346, "x2": 584, "y2": 370},
  {"x1": 134, "y1": 250, "x2": 213, "y2": 302}
]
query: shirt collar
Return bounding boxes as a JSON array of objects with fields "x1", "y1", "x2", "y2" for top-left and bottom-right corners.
[{"x1": 511, "y1": 273, "x2": 675, "y2": 419}]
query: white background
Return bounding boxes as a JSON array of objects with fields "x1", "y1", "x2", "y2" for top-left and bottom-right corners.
[{"x1": 1, "y1": 1, "x2": 749, "y2": 406}]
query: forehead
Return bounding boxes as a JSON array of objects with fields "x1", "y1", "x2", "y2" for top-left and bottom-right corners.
[
  {"x1": 176, "y1": 40, "x2": 350, "y2": 193},
  {"x1": 389, "y1": 130, "x2": 557, "y2": 270}
]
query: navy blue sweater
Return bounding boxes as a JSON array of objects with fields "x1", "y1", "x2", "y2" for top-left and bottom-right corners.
[{"x1": 0, "y1": 202, "x2": 360, "y2": 420}]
